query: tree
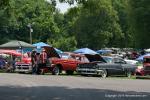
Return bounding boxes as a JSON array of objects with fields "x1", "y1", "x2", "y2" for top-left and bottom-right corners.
[
  {"x1": 73, "y1": 0, "x2": 123, "y2": 49},
  {"x1": 48, "y1": 8, "x2": 79, "y2": 51},
  {"x1": 112, "y1": 0, "x2": 132, "y2": 47},
  {"x1": 0, "y1": 0, "x2": 9, "y2": 9},
  {"x1": 48, "y1": 36, "x2": 77, "y2": 51},
  {"x1": 128, "y1": 0, "x2": 150, "y2": 48},
  {"x1": 0, "y1": 0, "x2": 59, "y2": 43}
]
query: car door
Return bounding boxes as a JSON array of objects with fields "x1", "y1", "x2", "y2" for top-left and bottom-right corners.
[
  {"x1": 65, "y1": 55, "x2": 80, "y2": 71},
  {"x1": 120, "y1": 59, "x2": 134, "y2": 73},
  {"x1": 109, "y1": 58, "x2": 124, "y2": 75}
]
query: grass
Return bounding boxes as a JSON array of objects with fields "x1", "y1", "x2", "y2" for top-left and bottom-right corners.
[
  {"x1": 1, "y1": 70, "x2": 150, "y2": 80},
  {"x1": 0, "y1": 69, "x2": 5, "y2": 73}
]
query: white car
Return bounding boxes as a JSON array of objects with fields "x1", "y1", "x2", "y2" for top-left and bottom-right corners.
[{"x1": 124, "y1": 59, "x2": 138, "y2": 65}]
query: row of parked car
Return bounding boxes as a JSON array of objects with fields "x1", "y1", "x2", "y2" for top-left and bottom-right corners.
[{"x1": 13, "y1": 46, "x2": 150, "y2": 78}]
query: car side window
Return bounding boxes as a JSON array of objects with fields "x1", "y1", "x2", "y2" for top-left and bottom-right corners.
[
  {"x1": 114, "y1": 58, "x2": 126, "y2": 64},
  {"x1": 119, "y1": 58, "x2": 126, "y2": 64},
  {"x1": 113, "y1": 58, "x2": 119, "y2": 63}
]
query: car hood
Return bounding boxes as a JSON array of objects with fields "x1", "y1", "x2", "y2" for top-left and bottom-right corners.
[
  {"x1": 84, "y1": 54, "x2": 106, "y2": 63},
  {"x1": 43, "y1": 46, "x2": 60, "y2": 58}
]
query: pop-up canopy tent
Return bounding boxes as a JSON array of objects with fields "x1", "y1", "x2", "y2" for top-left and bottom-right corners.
[
  {"x1": 0, "y1": 40, "x2": 35, "y2": 49},
  {"x1": 33, "y1": 42, "x2": 63, "y2": 54},
  {"x1": 33, "y1": 42, "x2": 50, "y2": 49},
  {"x1": 136, "y1": 53, "x2": 150, "y2": 61},
  {"x1": 96, "y1": 49, "x2": 113, "y2": 55},
  {"x1": 0, "y1": 40, "x2": 35, "y2": 60},
  {"x1": 74, "y1": 48, "x2": 98, "y2": 55}
]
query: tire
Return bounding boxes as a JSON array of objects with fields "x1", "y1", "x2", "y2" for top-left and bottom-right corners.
[
  {"x1": 100, "y1": 69, "x2": 107, "y2": 78},
  {"x1": 66, "y1": 70, "x2": 74, "y2": 75},
  {"x1": 52, "y1": 66, "x2": 60, "y2": 75}
]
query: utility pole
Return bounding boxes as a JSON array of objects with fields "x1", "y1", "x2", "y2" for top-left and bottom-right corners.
[{"x1": 27, "y1": 23, "x2": 33, "y2": 44}]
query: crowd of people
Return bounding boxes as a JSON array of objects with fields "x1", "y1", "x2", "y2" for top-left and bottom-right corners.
[
  {"x1": 31, "y1": 48, "x2": 48, "y2": 74},
  {"x1": 0, "y1": 55, "x2": 16, "y2": 72}
]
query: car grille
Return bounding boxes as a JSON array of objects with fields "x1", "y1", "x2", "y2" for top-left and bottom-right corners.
[
  {"x1": 78, "y1": 63, "x2": 97, "y2": 69},
  {"x1": 16, "y1": 64, "x2": 31, "y2": 69}
]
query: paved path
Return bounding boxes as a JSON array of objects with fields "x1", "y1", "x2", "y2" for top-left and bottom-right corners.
[{"x1": 0, "y1": 73, "x2": 150, "y2": 100}]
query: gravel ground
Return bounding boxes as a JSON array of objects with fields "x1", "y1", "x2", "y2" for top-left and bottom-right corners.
[{"x1": 0, "y1": 73, "x2": 150, "y2": 100}]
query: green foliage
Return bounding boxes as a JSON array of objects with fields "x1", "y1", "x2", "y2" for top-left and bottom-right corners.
[
  {"x1": 74, "y1": 0, "x2": 123, "y2": 49},
  {"x1": 128, "y1": 0, "x2": 150, "y2": 48},
  {"x1": 0, "y1": 0, "x2": 9, "y2": 9},
  {"x1": 0, "y1": 0, "x2": 149, "y2": 50},
  {"x1": 112, "y1": 0, "x2": 131, "y2": 47},
  {"x1": 0, "y1": 0, "x2": 58, "y2": 43},
  {"x1": 47, "y1": 36, "x2": 77, "y2": 51}
]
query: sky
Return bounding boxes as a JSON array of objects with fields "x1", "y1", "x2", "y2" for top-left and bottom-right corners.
[{"x1": 56, "y1": 1, "x2": 77, "y2": 13}]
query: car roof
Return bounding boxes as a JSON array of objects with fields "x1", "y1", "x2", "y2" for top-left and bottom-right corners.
[{"x1": 102, "y1": 56, "x2": 122, "y2": 59}]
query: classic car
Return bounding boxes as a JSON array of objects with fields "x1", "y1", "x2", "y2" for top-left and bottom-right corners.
[
  {"x1": 135, "y1": 56, "x2": 150, "y2": 76},
  {"x1": 15, "y1": 46, "x2": 88, "y2": 75},
  {"x1": 15, "y1": 46, "x2": 59, "y2": 74},
  {"x1": 51, "y1": 52, "x2": 88, "y2": 75},
  {"x1": 15, "y1": 57, "x2": 32, "y2": 73},
  {"x1": 77, "y1": 55, "x2": 137, "y2": 78}
]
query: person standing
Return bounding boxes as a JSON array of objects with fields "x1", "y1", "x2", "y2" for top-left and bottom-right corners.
[
  {"x1": 40, "y1": 48, "x2": 47, "y2": 67},
  {"x1": 35, "y1": 52, "x2": 40, "y2": 74},
  {"x1": 12, "y1": 56, "x2": 16, "y2": 72},
  {"x1": 38, "y1": 48, "x2": 48, "y2": 74},
  {"x1": 31, "y1": 50, "x2": 37, "y2": 74}
]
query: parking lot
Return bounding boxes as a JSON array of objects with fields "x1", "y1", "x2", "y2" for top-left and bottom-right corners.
[{"x1": 0, "y1": 73, "x2": 150, "y2": 100}]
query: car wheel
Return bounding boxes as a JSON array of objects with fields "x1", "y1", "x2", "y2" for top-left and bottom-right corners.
[
  {"x1": 52, "y1": 66, "x2": 60, "y2": 75},
  {"x1": 100, "y1": 69, "x2": 107, "y2": 78}
]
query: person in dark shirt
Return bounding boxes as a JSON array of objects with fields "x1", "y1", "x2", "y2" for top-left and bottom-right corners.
[{"x1": 31, "y1": 50, "x2": 37, "y2": 74}]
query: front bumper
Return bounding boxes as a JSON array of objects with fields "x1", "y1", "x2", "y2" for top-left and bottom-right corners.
[
  {"x1": 77, "y1": 68, "x2": 103, "y2": 75},
  {"x1": 135, "y1": 68, "x2": 150, "y2": 76},
  {"x1": 15, "y1": 64, "x2": 32, "y2": 73}
]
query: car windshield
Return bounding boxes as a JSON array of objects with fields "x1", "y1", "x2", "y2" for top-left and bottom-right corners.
[
  {"x1": 102, "y1": 57, "x2": 112, "y2": 63},
  {"x1": 60, "y1": 53, "x2": 70, "y2": 59}
]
